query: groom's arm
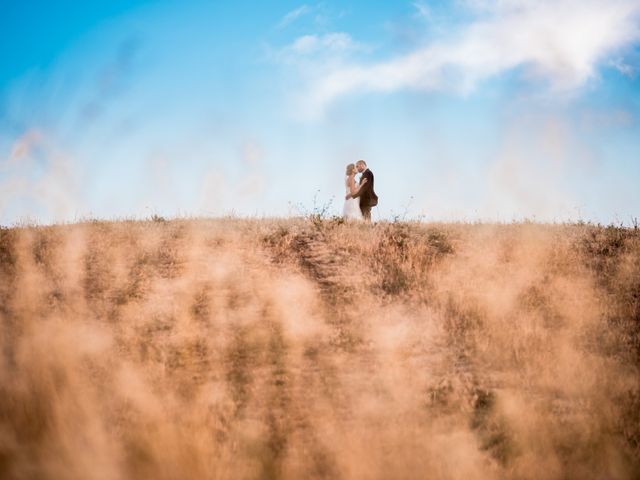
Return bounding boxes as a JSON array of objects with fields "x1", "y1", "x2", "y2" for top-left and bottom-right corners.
[{"x1": 351, "y1": 172, "x2": 372, "y2": 199}]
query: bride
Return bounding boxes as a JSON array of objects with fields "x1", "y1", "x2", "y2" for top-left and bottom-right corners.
[{"x1": 342, "y1": 163, "x2": 368, "y2": 220}]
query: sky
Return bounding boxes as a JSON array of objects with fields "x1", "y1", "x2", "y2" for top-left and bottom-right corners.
[{"x1": 1, "y1": 0, "x2": 639, "y2": 225}]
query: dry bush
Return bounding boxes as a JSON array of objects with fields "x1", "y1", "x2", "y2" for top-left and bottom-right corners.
[{"x1": 0, "y1": 218, "x2": 639, "y2": 479}]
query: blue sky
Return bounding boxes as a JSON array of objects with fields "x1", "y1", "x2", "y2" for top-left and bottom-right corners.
[{"x1": 1, "y1": 0, "x2": 639, "y2": 224}]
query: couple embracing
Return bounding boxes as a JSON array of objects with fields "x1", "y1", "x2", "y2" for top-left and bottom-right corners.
[{"x1": 343, "y1": 160, "x2": 378, "y2": 221}]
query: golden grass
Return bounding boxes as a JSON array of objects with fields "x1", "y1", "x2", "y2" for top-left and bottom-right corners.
[{"x1": 0, "y1": 218, "x2": 639, "y2": 479}]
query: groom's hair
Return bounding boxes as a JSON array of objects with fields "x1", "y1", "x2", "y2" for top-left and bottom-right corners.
[{"x1": 356, "y1": 160, "x2": 367, "y2": 167}]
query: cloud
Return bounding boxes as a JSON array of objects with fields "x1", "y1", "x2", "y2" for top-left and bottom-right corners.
[
  {"x1": 301, "y1": 0, "x2": 640, "y2": 117},
  {"x1": 276, "y1": 32, "x2": 366, "y2": 63},
  {"x1": 412, "y1": 1, "x2": 431, "y2": 19},
  {"x1": 277, "y1": 5, "x2": 311, "y2": 29},
  {"x1": 609, "y1": 57, "x2": 637, "y2": 77}
]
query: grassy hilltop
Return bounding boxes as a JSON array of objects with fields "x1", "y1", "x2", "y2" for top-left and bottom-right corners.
[{"x1": 0, "y1": 218, "x2": 639, "y2": 479}]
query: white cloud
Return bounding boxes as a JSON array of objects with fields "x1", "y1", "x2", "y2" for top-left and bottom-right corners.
[
  {"x1": 412, "y1": 1, "x2": 431, "y2": 19},
  {"x1": 277, "y1": 5, "x2": 311, "y2": 29},
  {"x1": 301, "y1": 0, "x2": 640, "y2": 117},
  {"x1": 290, "y1": 35, "x2": 317, "y2": 54},
  {"x1": 281, "y1": 32, "x2": 365, "y2": 58},
  {"x1": 609, "y1": 57, "x2": 637, "y2": 77}
]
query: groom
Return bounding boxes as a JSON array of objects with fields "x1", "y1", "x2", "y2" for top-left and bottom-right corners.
[{"x1": 350, "y1": 159, "x2": 378, "y2": 221}]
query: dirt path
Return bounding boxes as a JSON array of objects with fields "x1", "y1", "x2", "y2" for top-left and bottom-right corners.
[{"x1": 262, "y1": 228, "x2": 503, "y2": 477}]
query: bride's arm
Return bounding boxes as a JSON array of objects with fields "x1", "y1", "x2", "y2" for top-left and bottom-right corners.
[
  {"x1": 345, "y1": 176, "x2": 362, "y2": 199},
  {"x1": 349, "y1": 177, "x2": 368, "y2": 197}
]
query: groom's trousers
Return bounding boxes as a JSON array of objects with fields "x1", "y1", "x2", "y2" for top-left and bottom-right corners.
[{"x1": 361, "y1": 205, "x2": 372, "y2": 221}]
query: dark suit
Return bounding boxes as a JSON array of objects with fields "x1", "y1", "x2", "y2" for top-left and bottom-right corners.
[{"x1": 352, "y1": 168, "x2": 378, "y2": 221}]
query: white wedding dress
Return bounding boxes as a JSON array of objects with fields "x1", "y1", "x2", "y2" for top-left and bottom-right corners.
[{"x1": 343, "y1": 176, "x2": 363, "y2": 220}]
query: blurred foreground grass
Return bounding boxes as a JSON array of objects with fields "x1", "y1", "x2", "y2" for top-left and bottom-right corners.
[{"x1": 0, "y1": 218, "x2": 639, "y2": 479}]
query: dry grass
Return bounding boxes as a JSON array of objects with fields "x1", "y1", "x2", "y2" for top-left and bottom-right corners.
[{"x1": 0, "y1": 217, "x2": 639, "y2": 479}]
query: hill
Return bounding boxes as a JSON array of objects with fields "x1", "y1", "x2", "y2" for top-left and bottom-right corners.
[{"x1": 1, "y1": 218, "x2": 639, "y2": 479}]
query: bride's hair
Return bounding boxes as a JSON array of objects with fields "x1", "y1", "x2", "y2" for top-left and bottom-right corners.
[{"x1": 345, "y1": 163, "x2": 355, "y2": 175}]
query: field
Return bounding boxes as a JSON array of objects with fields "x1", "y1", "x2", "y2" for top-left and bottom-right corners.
[{"x1": 0, "y1": 217, "x2": 639, "y2": 479}]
